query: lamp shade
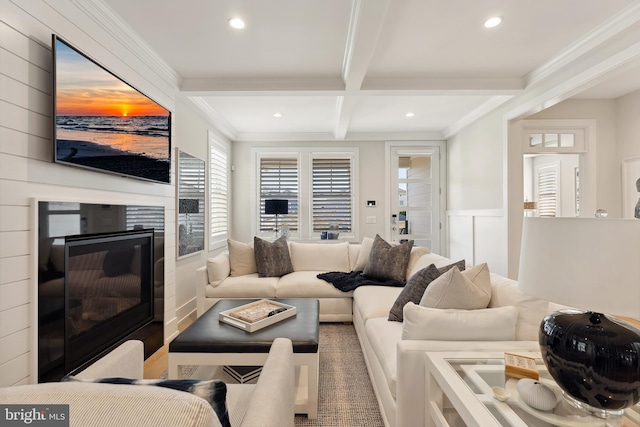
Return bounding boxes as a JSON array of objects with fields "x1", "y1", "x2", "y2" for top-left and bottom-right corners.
[
  {"x1": 264, "y1": 199, "x2": 288, "y2": 215},
  {"x1": 519, "y1": 217, "x2": 640, "y2": 415},
  {"x1": 518, "y1": 217, "x2": 640, "y2": 318},
  {"x1": 179, "y1": 199, "x2": 199, "y2": 214}
]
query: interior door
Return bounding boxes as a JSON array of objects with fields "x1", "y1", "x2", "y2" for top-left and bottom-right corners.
[{"x1": 390, "y1": 147, "x2": 440, "y2": 252}]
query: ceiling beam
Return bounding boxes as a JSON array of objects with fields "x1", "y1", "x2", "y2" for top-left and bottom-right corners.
[{"x1": 333, "y1": 0, "x2": 391, "y2": 139}]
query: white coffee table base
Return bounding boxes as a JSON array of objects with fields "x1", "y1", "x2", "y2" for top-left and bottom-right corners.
[{"x1": 168, "y1": 350, "x2": 319, "y2": 419}]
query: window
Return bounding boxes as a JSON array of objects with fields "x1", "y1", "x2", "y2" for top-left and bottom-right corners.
[
  {"x1": 254, "y1": 148, "x2": 358, "y2": 239},
  {"x1": 209, "y1": 137, "x2": 229, "y2": 249},
  {"x1": 312, "y1": 157, "x2": 352, "y2": 232},
  {"x1": 537, "y1": 166, "x2": 558, "y2": 217},
  {"x1": 259, "y1": 157, "x2": 299, "y2": 233}
]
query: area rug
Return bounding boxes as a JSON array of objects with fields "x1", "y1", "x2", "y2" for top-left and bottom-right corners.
[
  {"x1": 294, "y1": 323, "x2": 384, "y2": 426},
  {"x1": 162, "y1": 323, "x2": 384, "y2": 426}
]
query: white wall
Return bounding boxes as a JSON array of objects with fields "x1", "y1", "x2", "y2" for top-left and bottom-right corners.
[
  {"x1": 0, "y1": 0, "x2": 213, "y2": 386},
  {"x1": 173, "y1": 97, "x2": 231, "y2": 321},
  {"x1": 447, "y1": 108, "x2": 508, "y2": 275}
]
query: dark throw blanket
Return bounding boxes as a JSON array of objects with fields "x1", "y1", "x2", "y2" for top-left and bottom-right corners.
[{"x1": 317, "y1": 271, "x2": 405, "y2": 292}]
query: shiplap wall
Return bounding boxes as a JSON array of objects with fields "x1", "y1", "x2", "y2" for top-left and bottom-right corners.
[{"x1": 0, "y1": 0, "x2": 180, "y2": 386}]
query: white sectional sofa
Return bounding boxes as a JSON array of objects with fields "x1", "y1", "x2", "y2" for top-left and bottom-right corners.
[
  {"x1": 197, "y1": 239, "x2": 551, "y2": 427},
  {"x1": 196, "y1": 240, "x2": 428, "y2": 322}
]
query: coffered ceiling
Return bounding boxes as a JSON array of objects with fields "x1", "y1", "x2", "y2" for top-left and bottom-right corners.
[{"x1": 102, "y1": 0, "x2": 640, "y2": 141}]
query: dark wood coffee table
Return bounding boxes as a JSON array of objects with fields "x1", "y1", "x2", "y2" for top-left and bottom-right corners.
[{"x1": 168, "y1": 298, "x2": 319, "y2": 418}]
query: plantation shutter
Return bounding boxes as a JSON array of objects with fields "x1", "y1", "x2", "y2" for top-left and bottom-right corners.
[
  {"x1": 259, "y1": 158, "x2": 298, "y2": 232},
  {"x1": 179, "y1": 154, "x2": 205, "y2": 237},
  {"x1": 126, "y1": 206, "x2": 165, "y2": 232},
  {"x1": 312, "y1": 157, "x2": 352, "y2": 232},
  {"x1": 537, "y1": 168, "x2": 557, "y2": 217},
  {"x1": 210, "y1": 143, "x2": 228, "y2": 245}
]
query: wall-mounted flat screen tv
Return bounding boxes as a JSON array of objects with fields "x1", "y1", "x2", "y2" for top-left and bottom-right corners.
[{"x1": 52, "y1": 35, "x2": 171, "y2": 184}]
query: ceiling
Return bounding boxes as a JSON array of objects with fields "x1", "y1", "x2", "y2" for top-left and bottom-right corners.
[{"x1": 102, "y1": 0, "x2": 640, "y2": 141}]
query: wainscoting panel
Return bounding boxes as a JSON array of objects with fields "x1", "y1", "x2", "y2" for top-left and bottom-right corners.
[{"x1": 447, "y1": 210, "x2": 506, "y2": 276}]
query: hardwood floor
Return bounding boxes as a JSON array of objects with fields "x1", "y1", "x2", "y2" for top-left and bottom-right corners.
[{"x1": 143, "y1": 312, "x2": 196, "y2": 378}]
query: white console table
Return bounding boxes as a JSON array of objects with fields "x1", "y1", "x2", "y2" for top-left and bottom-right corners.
[{"x1": 425, "y1": 351, "x2": 640, "y2": 427}]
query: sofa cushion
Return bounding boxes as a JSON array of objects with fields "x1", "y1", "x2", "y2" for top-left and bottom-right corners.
[
  {"x1": 407, "y1": 252, "x2": 463, "y2": 277},
  {"x1": 277, "y1": 271, "x2": 354, "y2": 298},
  {"x1": 365, "y1": 317, "x2": 403, "y2": 399},
  {"x1": 207, "y1": 254, "x2": 231, "y2": 286},
  {"x1": 254, "y1": 236, "x2": 293, "y2": 277},
  {"x1": 401, "y1": 303, "x2": 518, "y2": 341},
  {"x1": 488, "y1": 273, "x2": 551, "y2": 341},
  {"x1": 205, "y1": 275, "x2": 278, "y2": 298},
  {"x1": 64, "y1": 376, "x2": 230, "y2": 427},
  {"x1": 420, "y1": 263, "x2": 491, "y2": 309},
  {"x1": 227, "y1": 239, "x2": 257, "y2": 276},
  {"x1": 363, "y1": 235, "x2": 413, "y2": 282},
  {"x1": 353, "y1": 237, "x2": 374, "y2": 271},
  {"x1": 388, "y1": 260, "x2": 466, "y2": 322},
  {"x1": 353, "y1": 285, "x2": 402, "y2": 323},
  {"x1": 289, "y1": 241, "x2": 350, "y2": 272},
  {"x1": 406, "y1": 247, "x2": 430, "y2": 278}
]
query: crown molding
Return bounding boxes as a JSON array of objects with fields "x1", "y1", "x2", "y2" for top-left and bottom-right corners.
[
  {"x1": 188, "y1": 97, "x2": 238, "y2": 141},
  {"x1": 71, "y1": 0, "x2": 180, "y2": 86},
  {"x1": 233, "y1": 130, "x2": 444, "y2": 142},
  {"x1": 526, "y1": 1, "x2": 640, "y2": 88}
]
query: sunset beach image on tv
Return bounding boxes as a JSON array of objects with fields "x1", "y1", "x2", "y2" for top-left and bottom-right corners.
[{"x1": 53, "y1": 35, "x2": 171, "y2": 184}]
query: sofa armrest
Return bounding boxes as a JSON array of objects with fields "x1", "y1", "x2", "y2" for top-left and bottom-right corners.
[
  {"x1": 395, "y1": 339, "x2": 539, "y2": 427},
  {"x1": 241, "y1": 338, "x2": 295, "y2": 427},
  {"x1": 75, "y1": 340, "x2": 144, "y2": 379}
]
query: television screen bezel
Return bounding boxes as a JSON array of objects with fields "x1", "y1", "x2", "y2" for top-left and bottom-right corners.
[{"x1": 52, "y1": 34, "x2": 172, "y2": 184}]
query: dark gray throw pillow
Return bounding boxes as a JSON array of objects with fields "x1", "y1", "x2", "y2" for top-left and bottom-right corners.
[
  {"x1": 388, "y1": 259, "x2": 466, "y2": 322},
  {"x1": 362, "y1": 235, "x2": 414, "y2": 283},
  {"x1": 62, "y1": 376, "x2": 230, "y2": 427},
  {"x1": 253, "y1": 236, "x2": 294, "y2": 277}
]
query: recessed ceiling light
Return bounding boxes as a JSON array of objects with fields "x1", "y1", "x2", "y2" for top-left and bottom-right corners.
[
  {"x1": 273, "y1": 112, "x2": 282, "y2": 118},
  {"x1": 228, "y1": 17, "x2": 246, "y2": 30},
  {"x1": 405, "y1": 112, "x2": 415, "y2": 118},
  {"x1": 484, "y1": 16, "x2": 502, "y2": 28}
]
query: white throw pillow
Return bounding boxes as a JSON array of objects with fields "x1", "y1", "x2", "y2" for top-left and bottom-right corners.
[
  {"x1": 420, "y1": 263, "x2": 491, "y2": 309},
  {"x1": 227, "y1": 239, "x2": 257, "y2": 276},
  {"x1": 353, "y1": 237, "x2": 374, "y2": 271},
  {"x1": 289, "y1": 241, "x2": 351, "y2": 272},
  {"x1": 401, "y1": 302, "x2": 518, "y2": 341}
]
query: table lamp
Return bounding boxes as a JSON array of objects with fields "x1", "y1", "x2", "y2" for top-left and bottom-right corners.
[
  {"x1": 518, "y1": 217, "x2": 640, "y2": 418},
  {"x1": 179, "y1": 198, "x2": 199, "y2": 235},
  {"x1": 264, "y1": 199, "x2": 288, "y2": 235}
]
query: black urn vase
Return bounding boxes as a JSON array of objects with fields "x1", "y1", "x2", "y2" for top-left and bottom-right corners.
[{"x1": 540, "y1": 310, "x2": 640, "y2": 415}]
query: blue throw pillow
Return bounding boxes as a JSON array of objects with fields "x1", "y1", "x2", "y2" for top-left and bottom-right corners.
[{"x1": 62, "y1": 376, "x2": 230, "y2": 427}]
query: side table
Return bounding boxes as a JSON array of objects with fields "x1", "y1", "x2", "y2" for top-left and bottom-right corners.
[{"x1": 425, "y1": 351, "x2": 640, "y2": 427}]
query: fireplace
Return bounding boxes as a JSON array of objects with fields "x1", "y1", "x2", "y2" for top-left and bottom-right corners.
[{"x1": 37, "y1": 202, "x2": 164, "y2": 382}]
